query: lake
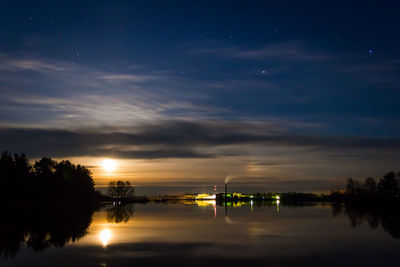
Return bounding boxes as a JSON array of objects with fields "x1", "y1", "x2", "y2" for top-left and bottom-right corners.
[{"x1": 1, "y1": 201, "x2": 399, "y2": 266}]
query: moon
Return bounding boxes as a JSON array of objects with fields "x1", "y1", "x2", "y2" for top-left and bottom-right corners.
[{"x1": 102, "y1": 159, "x2": 117, "y2": 172}]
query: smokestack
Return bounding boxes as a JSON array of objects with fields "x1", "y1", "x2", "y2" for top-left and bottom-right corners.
[{"x1": 224, "y1": 183, "x2": 228, "y2": 216}]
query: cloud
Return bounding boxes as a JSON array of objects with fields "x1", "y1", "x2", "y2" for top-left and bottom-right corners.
[
  {"x1": 0, "y1": 120, "x2": 399, "y2": 160},
  {"x1": 98, "y1": 74, "x2": 158, "y2": 83},
  {"x1": 191, "y1": 41, "x2": 333, "y2": 62},
  {"x1": 335, "y1": 58, "x2": 400, "y2": 85},
  {"x1": 0, "y1": 54, "x2": 68, "y2": 73},
  {"x1": 0, "y1": 54, "x2": 226, "y2": 127}
]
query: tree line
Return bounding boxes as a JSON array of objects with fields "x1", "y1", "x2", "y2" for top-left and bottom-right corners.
[
  {"x1": 344, "y1": 171, "x2": 400, "y2": 200},
  {"x1": 0, "y1": 150, "x2": 138, "y2": 205},
  {"x1": 0, "y1": 151, "x2": 98, "y2": 205},
  {"x1": 0, "y1": 151, "x2": 100, "y2": 258},
  {"x1": 0, "y1": 151, "x2": 138, "y2": 258}
]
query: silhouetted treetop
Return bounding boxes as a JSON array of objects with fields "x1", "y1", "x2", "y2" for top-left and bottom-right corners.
[
  {"x1": 378, "y1": 171, "x2": 399, "y2": 196},
  {"x1": 107, "y1": 180, "x2": 135, "y2": 201},
  {"x1": 0, "y1": 151, "x2": 96, "y2": 205},
  {"x1": 364, "y1": 177, "x2": 377, "y2": 195},
  {"x1": 343, "y1": 172, "x2": 400, "y2": 201}
]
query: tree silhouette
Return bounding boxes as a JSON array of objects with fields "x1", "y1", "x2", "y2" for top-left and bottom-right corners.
[
  {"x1": 107, "y1": 180, "x2": 135, "y2": 201},
  {"x1": 0, "y1": 150, "x2": 97, "y2": 204},
  {"x1": 0, "y1": 151, "x2": 33, "y2": 201},
  {"x1": 364, "y1": 177, "x2": 377, "y2": 195},
  {"x1": 345, "y1": 177, "x2": 363, "y2": 196},
  {"x1": 34, "y1": 157, "x2": 56, "y2": 177},
  {"x1": 106, "y1": 204, "x2": 134, "y2": 223},
  {"x1": 378, "y1": 172, "x2": 399, "y2": 197},
  {"x1": 0, "y1": 151, "x2": 99, "y2": 258},
  {"x1": 341, "y1": 174, "x2": 400, "y2": 200}
]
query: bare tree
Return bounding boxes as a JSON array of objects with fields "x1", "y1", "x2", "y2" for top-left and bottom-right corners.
[
  {"x1": 107, "y1": 180, "x2": 134, "y2": 201},
  {"x1": 364, "y1": 177, "x2": 377, "y2": 195}
]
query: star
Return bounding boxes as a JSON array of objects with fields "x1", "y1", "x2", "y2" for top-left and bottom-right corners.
[{"x1": 369, "y1": 49, "x2": 374, "y2": 54}]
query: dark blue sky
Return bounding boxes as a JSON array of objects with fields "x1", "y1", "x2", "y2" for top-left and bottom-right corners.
[{"x1": 1, "y1": 0, "x2": 400, "y2": 190}]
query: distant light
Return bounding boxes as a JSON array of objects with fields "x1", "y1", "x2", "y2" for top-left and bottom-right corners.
[
  {"x1": 99, "y1": 229, "x2": 112, "y2": 247},
  {"x1": 102, "y1": 159, "x2": 117, "y2": 172},
  {"x1": 250, "y1": 195, "x2": 254, "y2": 198},
  {"x1": 196, "y1": 194, "x2": 216, "y2": 200},
  {"x1": 276, "y1": 195, "x2": 280, "y2": 200},
  {"x1": 369, "y1": 49, "x2": 374, "y2": 54}
]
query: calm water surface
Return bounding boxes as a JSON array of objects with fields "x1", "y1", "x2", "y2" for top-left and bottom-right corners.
[{"x1": 1, "y1": 202, "x2": 400, "y2": 267}]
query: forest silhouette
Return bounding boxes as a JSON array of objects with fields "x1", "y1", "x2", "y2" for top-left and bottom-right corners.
[
  {"x1": 0, "y1": 151, "x2": 98, "y2": 205},
  {"x1": 342, "y1": 172, "x2": 400, "y2": 202},
  {"x1": 0, "y1": 151, "x2": 99, "y2": 258}
]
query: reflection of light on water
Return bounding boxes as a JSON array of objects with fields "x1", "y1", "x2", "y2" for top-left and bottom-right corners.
[
  {"x1": 193, "y1": 200, "x2": 217, "y2": 218},
  {"x1": 276, "y1": 200, "x2": 280, "y2": 212},
  {"x1": 250, "y1": 200, "x2": 254, "y2": 211},
  {"x1": 196, "y1": 194, "x2": 216, "y2": 200},
  {"x1": 225, "y1": 216, "x2": 234, "y2": 224},
  {"x1": 195, "y1": 200, "x2": 216, "y2": 207},
  {"x1": 99, "y1": 229, "x2": 112, "y2": 247}
]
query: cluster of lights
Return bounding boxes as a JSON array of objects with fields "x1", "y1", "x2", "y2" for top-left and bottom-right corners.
[{"x1": 196, "y1": 194, "x2": 216, "y2": 200}]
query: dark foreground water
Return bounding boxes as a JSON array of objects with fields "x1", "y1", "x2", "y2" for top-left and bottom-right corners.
[{"x1": 1, "y1": 201, "x2": 400, "y2": 267}]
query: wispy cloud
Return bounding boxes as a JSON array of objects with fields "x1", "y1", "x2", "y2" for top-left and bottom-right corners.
[
  {"x1": 0, "y1": 54, "x2": 226, "y2": 127},
  {"x1": 0, "y1": 55, "x2": 68, "y2": 72},
  {"x1": 191, "y1": 41, "x2": 333, "y2": 62},
  {"x1": 98, "y1": 74, "x2": 158, "y2": 83},
  {"x1": 335, "y1": 58, "x2": 400, "y2": 85}
]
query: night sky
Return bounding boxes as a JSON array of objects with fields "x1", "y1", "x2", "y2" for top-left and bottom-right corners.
[{"x1": 1, "y1": 0, "x2": 400, "y2": 193}]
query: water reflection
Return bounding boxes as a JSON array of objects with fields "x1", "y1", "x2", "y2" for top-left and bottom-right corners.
[
  {"x1": 106, "y1": 203, "x2": 134, "y2": 223},
  {"x1": 194, "y1": 200, "x2": 217, "y2": 218},
  {"x1": 0, "y1": 203, "x2": 95, "y2": 258},
  {"x1": 99, "y1": 229, "x2": 112, "y2": 247},
  {"x1": 194, "y1": 200, "x2": 216, "y2": 207},
  {"x1": 332, "y1": 203, "x2": 400, "y2": 239},
  {"x1": 2, "y1": 201, "x2": 400, "y2": 266}
]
